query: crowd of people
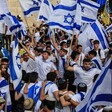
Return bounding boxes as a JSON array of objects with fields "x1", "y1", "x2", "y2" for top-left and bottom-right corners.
[{"x1": 0, "y1": 13, "x2": 112, "y2": 112}]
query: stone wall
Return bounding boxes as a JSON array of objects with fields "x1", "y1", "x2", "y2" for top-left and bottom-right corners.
[{"x1": 7, "y1": 0, "x2": 60, "y2": 28}]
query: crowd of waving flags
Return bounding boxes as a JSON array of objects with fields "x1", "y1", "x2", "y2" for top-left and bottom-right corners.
[{"x1": 0, "y1": 0, "x2": 112, "y2": 111}]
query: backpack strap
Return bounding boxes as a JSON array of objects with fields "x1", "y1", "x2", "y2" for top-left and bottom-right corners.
[{"x1": 98, "y1": 49, "x2": 101, "y2": 58}]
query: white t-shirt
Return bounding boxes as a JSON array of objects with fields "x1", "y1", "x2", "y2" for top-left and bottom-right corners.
[
  {"x1": 45, "y1": 81, "x2": 58, "y2": 100},
  {"x1": 77, "y1": 52, "x2": 85, "y2": 66},
  {"x1": 96, "y1": 49, "x2": 105, "y2": 60},
  {"x1": 0, "y1": 21, "x2": 5, "y2": 34},
  {"x1": 34, "y1": 57, "x2": 57, "y2": 81},
  {"x1": 69, "y1": 92, "x2": 86, "y2": 103},
  {"x1": 74, "y1": 66, "x2": 101, "y2": 93},
  {"x1": 20, "y1": 83, "x2": 28, "y2": 99}
]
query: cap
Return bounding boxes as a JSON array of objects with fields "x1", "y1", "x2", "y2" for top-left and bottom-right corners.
[
  {"x1": 24, "y1": 98, "x2": 34, "y2": 110},
  {"x1": 0, "y1": 97, "x2": 5, "y2": 103}
]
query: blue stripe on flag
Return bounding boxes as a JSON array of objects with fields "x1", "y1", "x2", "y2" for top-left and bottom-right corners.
[
  {"x1": 90, "y1": 63, "x2": 110, "y2": 98},
  {"x1": 16, "y1": 79, "x2": 22, "y2": 92},
  {"x1": 44, "y1": 0, "x2": 49, "y2": 6},
  {"x1": 24, "y1": 7, "x2": 40, "y2": 16},
  {"x1": 39, "y1": 15, "x2": 48, "y2": 20},
  {"x1": 96, "y1": 0, "x2": 106, "y2": 6},
  {"x1": 9, "y1": 53, "x2": 18, "y2": 80},
  {"x1": 93, "y1": 59, "x2": 101, "y2": 70},
  {"x1": 54, "y1": 4, "x2": 76, "y2": 11},
  {"x1": 73, "y1": 23, "x2": 81, "y2": 30},
  {"x1": 49, "y1": 22, "x2": 73, "y2": 31},
  {"x1": 91, "y1": 23, "x2": 107, "y2": 49},
  {"x1": 0, "y1": 80, "x2": 8, "y2": 88},
  {"x1": 82, "y1": 17, "x2": 96, "y2": 22},
  {"x1": 80, "y1": 0, "x2": 100, "y2": 9}
]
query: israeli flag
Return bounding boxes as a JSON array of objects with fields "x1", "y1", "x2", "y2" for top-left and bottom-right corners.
[
  {"x1": 28, "y1": 81, "x2": 53, "y2": 112},
  {"x1": 78, "y1": 20, "x2": 108, "y2": 50},
  {"x1": 0, "y1": 14, "x2": 21, "y2": 33},
  {"x1": 96, "y1": 0, "x2": 106, "y2": 7},
  {"x1": 0, "y1": 0, "x2": 10, "y2": 20},
  {"x1": 80, "y1": 0, "x2": 100, "y2": 23},
  {"x1": 9, "y1": 32, "x2": 22, "y2": 92},
  {"x1": 38, "y1": 0, "x2": 54, "y2": 22},
  {"x1": 19, "y1": 0, "x2": 41, "y2": 17},
  {"x1": 106, "y1": 24, "x2": 112, "y2": 32},
  {"x1": 0, "y1": 77, "x2": 12, "y2": 111},
  {"x1": 76, "y1": 58, "x2": 112, "y2": 112},
  {"x1": 49, "y1": 0, "x2": 78, "y2": 34}
]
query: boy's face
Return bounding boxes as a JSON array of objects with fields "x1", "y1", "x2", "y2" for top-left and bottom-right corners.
[{"x1": 83, "y1": 62, "x2": 91, "y2": 71}]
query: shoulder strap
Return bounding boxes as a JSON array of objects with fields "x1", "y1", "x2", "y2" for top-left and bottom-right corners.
[{"x1": 98, "y1": 49, "x2": 101, "y2": 58}]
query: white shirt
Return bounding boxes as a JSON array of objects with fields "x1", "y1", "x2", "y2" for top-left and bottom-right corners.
[
  {"x1": 34, "y1": 57, "x2": 57, "y2": 81},
  {"x1": 45, "y1": 81, "x2": 58, "y2": 100},
  {"x1": 35, "y1": 32, "x2": 40, "y2": 42},
  {"x1": 74, "y1": 66, "x2": 101, "y2": 93},
  {"x1": 0, "y1": 21, "x2": 5, "y2": 34},
  {"x1": 69, "y1": 92, "x2": 86, "y2": 103},
  {"x1": 20, "y1": 83, "x2": 28, "y2": 99},
  {"x1": 77, "y1": 52, "x2": 85, "y2": 66},
  {"x1": 58, "y1": 55, "x2": 67, "y2": 78},
  {"x1": 96, "y1": 49, "x2": 105, "y2": 60}
]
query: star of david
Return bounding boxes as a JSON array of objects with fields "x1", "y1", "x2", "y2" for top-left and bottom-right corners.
[
  {"x1": 32, "y1": 0, "x2": 39, "y2": 6},
  {"x1": 64, "y1": 13, "x2": 75, "y2": 25},
  {"x1": 16, "y1": 53, "x2": 20, "y2": 60}
]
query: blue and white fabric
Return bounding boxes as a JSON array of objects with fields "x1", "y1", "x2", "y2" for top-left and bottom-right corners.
[{"x1": 19, "y1": 0, "x2": 41, "y2": 17}]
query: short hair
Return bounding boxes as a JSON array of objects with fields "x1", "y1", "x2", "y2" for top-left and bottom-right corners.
[
  {"x1": 23, "y1": 73, "x2": 30, "y2": 83},
  {"x1": 42, "y1": 50, "x2": 50, "y2": 55},
  {"x1": 93, "y1": 40, "x2": 99, "y2": 44},
  {"x1": 60, "y1": 48, "x2": 68, "y2": 54},
  {"x1": 58, "y1": 78, "x2": 67, "y2": 90},
  {"x1": 77, "y1": 83, "x2": 87, "y2": 93},
  {"x1": 89, "y1": 50, "x2": 97, "y2": 56},
  {"x1": 47, "y1": 72, "x2": 57, "y2": 82},
  {"x1": 1, "y1": 57, "x2": 9, "y2": 63},
  {"x1": 71, "y1": 51, "x2": 80, "y2": 60},
  {"x1": 29, "y1": 72, "x2": 38, "y2": 83},
  {"x1": 60, "y1": 41, "x2": 66, "y2": 47},
  {"x1": 77, "y1": 45, "x2": 82, "y2": 49},
  {"x1": 83, "y1": 58, "x2": 91, "y2": 63}
]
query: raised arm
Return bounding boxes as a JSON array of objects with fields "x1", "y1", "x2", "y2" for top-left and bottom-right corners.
[{"x1": 18, "y1": 39, "x2": 35, "y2": 60}]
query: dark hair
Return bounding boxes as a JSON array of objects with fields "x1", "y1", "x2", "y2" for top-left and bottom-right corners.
[
  {"x1": 60, "y1": 41, "x2": 66, "y2": 47},
  {"x1": 1, "y1": 57, "x2": 9, "y2": 63},
  {"x1": 77, "y1": 83, "x2": 87, "y2": 93},
  {"x1": 93, "y1": 40, "x2": 99, "y2": 44},
  {"x1": 83, "y1": 58, "x2": 91, "y2": 63},
  {"x1": 89, "y1": 50, "x2": 97, "y2": 57},
  {"x1": 42, "y1": 50, "x2": 50, "y2": 55},
  {"x1": 60, "y1": 48, "x2": 68, "y2": 54},
  {"x1": 58, "y1": 78, "x2": 67, "y2": 90},
  {"x1": 29, "y1": 72, "x2": 38, "y2": 83},
  {"x1": 23, "y1": 73, "x2": 30, "y2": 83},
  {"x1": 77, "y1": 45, "x2": 82, "y2": 49},
  {"x1": 102, "y1": 106, "x2": 112, "y2": 112},
  {"x1": 47, "y1": 72, "x2": 57, "y2": 82},
  {"x1": 71, "y1": 51, "x2": 80, "y2": 60}
]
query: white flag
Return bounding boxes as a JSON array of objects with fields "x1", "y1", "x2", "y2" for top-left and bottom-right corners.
[
  {"x1": 80, "y1": 0, "x2": 100, "y2": 23},
  {"x1": 9, "y1": 33, "x2": 22, "y2": 92},
  {"x1": 19, "y1": 0, "x2": 41, "y2": 17},
  {"x1": 38, "y1": 0, "x2": 54, "y2": 22}
]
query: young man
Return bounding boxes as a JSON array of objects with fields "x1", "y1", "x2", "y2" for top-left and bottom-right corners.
[
  {"x1": 89, "y1": 50, "x2": 102, "y2": 70},
  {"x1": 65, "y1": 58, "x2": 101, "y2": 93},
  {"x1": 93, "y1": 40, "x2": 105, "y2": 64},
  {"x1": 18, "y1": 40, "x2": 59, "y2": 81}
]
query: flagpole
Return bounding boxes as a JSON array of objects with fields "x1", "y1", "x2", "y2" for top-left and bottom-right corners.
[{"x1": 18, "y1": 0, "x2": 32, "y2": 34}]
